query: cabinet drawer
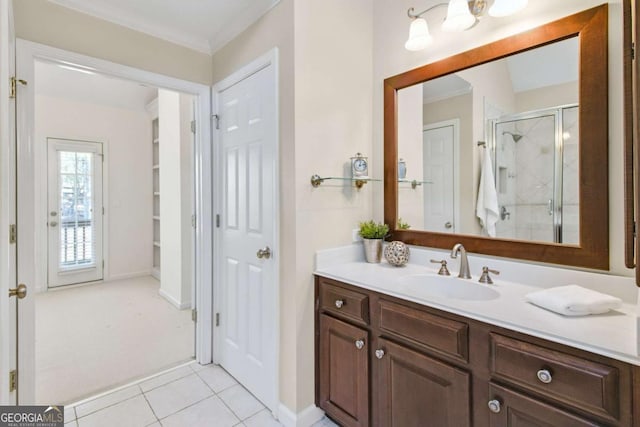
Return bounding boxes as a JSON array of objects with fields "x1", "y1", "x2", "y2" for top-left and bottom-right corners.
[
  {"x1": 378, "y1": 299, "x2": 468, "y2": 362},
  {"x1": 489, "y1": 333, "x2": 620, "y2": 421},
  {"x1": 319, "y1": 280, "x2": 369, "y2": 324},
  {"x1": 488, "y1": 383, "x2": 600, "y2": 427}
]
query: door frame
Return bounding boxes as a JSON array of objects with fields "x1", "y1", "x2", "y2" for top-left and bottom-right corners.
[
  {"x1": 15, "y1": 39, "x2": 213, "y2": 402},
  {"x1": 423, "y1": 119, "x2": 460, "y2": 234},
  {"x1": 0, "y1": 0, "x2": 16, "y2": 405},
  {"x1": 212, "y1": 48, "x2": 280, "y2": 410}
]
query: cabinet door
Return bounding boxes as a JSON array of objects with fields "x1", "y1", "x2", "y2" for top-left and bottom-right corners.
[
  {"x1": 488, "y1": 383, "x2": 600, "y2": 427},
  {"x1": 375, "y1": 338, "x2": 471, "y2": 427},
  {"x1": 319, "y1": 314, "x2": 369, "y2": 427}
]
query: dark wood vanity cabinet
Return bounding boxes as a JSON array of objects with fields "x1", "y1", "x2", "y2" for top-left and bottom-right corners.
[{"x1": 315, "y1": 276, "x2": 640, "y2": 427}]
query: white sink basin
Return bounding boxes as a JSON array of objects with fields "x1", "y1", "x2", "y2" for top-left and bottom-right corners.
[{"x1": 397, "y1": 274, "x2": 500, "y2": 301}]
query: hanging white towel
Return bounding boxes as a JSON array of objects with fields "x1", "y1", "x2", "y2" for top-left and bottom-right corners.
[
  {"x1": 525, "y1": 285, "x2": 623, "y2": 316},
  {"x1": 476, "y1": 149, "x2": 500, "y2": 237}
]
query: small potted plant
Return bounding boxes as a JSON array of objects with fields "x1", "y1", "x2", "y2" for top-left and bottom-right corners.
[{"x1": 359, "y1": 220, "x2": 389, "y2": 263}]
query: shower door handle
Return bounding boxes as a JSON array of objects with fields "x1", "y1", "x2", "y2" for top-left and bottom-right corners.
[{"x1": 547, "y1": 199, "x2": 553, "y2": 216}]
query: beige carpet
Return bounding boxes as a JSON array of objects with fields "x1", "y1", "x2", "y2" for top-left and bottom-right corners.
[{"x1": 35, "y1": 276, "x2": 194, "y2": 404}]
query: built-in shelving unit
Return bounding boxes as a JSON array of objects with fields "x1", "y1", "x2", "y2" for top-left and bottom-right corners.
[{"x1": 152, "y1": 115, "x2": 161, "y2": 280}]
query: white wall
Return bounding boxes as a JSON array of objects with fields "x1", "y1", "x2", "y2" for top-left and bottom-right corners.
[
  {"x1": 158, "y1": 89, "x2": 192, "y2": 308},
  {"x1": 35, "y1": 95, "x2": 152, "y2": 289},
  {"x1": 397, "y1": 84, "x2": 424, "y2": 229},
  {"x1": 373, "y1": 0, "x2": 631, "y2": 276}
]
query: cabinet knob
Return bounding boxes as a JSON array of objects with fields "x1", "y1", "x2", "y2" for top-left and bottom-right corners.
[
  {"x1": 375, "y1": 349, "x2": 385, "y2": 359},
  {"x1": 537, "y1": 369, "x2": 553, "y2": 384},
  {"x1": 487, "y1": 399, "x2": 501, "y2": 413},
  {"x1": 355, "y1": 339, "x2": 365, "y2": 350},
  {"x1": 335, "y1": 299, "x2": 344, "y2": 309}
]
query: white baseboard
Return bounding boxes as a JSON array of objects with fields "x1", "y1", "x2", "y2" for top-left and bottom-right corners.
[
  {"x1": 277, "y1": 403, "x2": 325, "y2": 427},
  {"x1": 158, "y1": 288, "x2": 191, "y2": 310},
  {"x1": 107, "y1": 270, "x2": 151, "y2": 282}
]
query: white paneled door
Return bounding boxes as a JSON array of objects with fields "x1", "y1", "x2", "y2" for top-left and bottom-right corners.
[
  {"x1": 423, "y1": 122, "x2": 457, "y2": 233},
  {"x1": 47, "y1": 139, "x2": 103, "y2": 287},
  {"x1": 217, "y1": 55, "x2": 277, "y2": 410}
]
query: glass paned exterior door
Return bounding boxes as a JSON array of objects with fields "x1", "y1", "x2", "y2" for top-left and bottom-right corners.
[{"x1": 47, "y1": 139, "x2": 103, "y2": 287}]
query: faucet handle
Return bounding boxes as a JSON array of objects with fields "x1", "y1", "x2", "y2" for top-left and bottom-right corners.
[
  {"x1": 478, "y1": 266, "x2": 500, "y2": 284},
  {"x1": 430, "y1": 259, "x2": 451, "y2": 276}
]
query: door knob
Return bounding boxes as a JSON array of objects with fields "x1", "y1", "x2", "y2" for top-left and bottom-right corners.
[
  {"x1": 256, "y1": 246, "x2": 271, "y2": 259},
  {"x1": 50, "y1": 211, "x2": 57, "y2": 217},
  {"x1": 355, "y1": 339, "x2": 365, "y2": 350},
  {"x1": 9, "y1": 284, "x2": 27, "y2": 299},
  {"x1": 49, "y1": 221, "x2": 58, "y2": 227},
  {"x1": 375, "y1": 349, "x2": 385, "y2": 359},
  {"x1": 444, "y1": 222, "x2": 452, "y2": 229}
]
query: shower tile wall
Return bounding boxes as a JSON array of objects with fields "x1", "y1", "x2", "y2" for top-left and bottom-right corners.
[
  {"x1": 494, "y1": 106, "x2": 579, "y2": 244},
  {"x1": 496, "y1": 115, "x2": 555, "y2": 242}
]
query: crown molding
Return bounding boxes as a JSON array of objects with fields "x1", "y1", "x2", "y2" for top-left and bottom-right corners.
[{"x1": 48, "y1": 0, "x2": 212, "y2": 54}]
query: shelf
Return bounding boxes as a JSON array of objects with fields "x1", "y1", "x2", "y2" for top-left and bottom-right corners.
[
  {"x1": 153, "y1": 138, "x2": 159, "y2": 144},
  {"x1": 153, "y1": 192, "x2": 160, "y2": 196},
  {"x1": 153, "y1": 241, "x2": 161, "y2": 248},
  {"x1": 153, "y1": 216, "x2": 160, "y2": 221},
  {"x1": 153, "y1": 165, "x2": 159, "y2": 170},
  {"x1": 310, "y1": 174, "x2": 381, "y2": 189},
  {"x1": 398, "y1": 179, "x2": 433, "y2": 189}
]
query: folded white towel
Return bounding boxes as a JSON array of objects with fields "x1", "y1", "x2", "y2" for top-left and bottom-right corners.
[
  {"x1": 525, "y1": 285, "x2": 623, "y2": 316},
  {"x1": 476, "y1": 149, "x2": 500, "y2": 237}
]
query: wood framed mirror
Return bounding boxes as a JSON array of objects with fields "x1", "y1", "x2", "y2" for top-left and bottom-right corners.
[{"x1": 384, "y1": 5, "x2": 609, "y2": 269}]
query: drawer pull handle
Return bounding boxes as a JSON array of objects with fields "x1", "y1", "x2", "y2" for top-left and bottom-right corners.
[
  {"x1": 537, "y1": 369, "x2": 553, "y2": 384},
  {"x1": 487, "y1": 399, "x2": 501, "y2": 413},
  {"x1": 375, "y1": 349, "x2": 385, "y2": 359},
  {"x1": 335, "y1": 299, "x2": 344, "y2": 309},
  {"x1": 355, "y1": 339, "x2": 365, "y2": 350}
]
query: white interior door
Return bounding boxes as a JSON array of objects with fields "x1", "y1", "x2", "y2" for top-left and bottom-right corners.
[
  {"x1": 216, "y1": 55, "x2": 278, "y2": 410},
  {"x1": 47, "y1": 139, "x2": 103, "y2": 287},
  {"x1": 423, "y1": 123, "x2": 456, "y2": 232}
]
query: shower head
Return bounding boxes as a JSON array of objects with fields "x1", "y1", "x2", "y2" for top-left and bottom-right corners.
[{"x1": 502, "y1": 131, "x2": 523, "y2": 143}]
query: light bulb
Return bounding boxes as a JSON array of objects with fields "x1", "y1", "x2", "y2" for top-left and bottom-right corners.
[
  {"x1": 405, "y1": 18, "x2": 433, "y2": 51},
  {"x1": 442, "y1": 0, "x2": 476, "y2": 32}
]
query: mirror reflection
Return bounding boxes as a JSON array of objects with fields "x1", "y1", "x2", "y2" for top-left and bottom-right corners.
[{"x1": 397, "y1": 37, "x2": 579, "y2": 245}]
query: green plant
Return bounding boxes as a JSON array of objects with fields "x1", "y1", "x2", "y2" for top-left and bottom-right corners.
[
  {"x1": 397, "y1": 218, "x2": 411, "y2": 230},
  {"x1": 359, "y1": 220, "x2": 389, "y2": 239}
]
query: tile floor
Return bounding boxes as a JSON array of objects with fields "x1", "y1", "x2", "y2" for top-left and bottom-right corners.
[{"x1": 63, "y1": 362, "x2": 338, "y2": 427}]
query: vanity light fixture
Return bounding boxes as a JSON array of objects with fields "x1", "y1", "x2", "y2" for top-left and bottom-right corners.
[{"x1": 405, "y1": 0, "x2": 528, "y2": 51}]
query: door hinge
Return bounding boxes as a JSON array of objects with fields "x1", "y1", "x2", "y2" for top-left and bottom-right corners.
[
  {"x1": 191, "y1": 309, "x2": 197, "y2": 322},
  {"x1": 215, "y1": 214, "x2": 220, "y2": 228},
  {"x1": 191, "y1": 214, "x2": 196, "y2": 229},
  {"x1": 102, "y1": 260, "x2": 104, "y2": 269},
  {"x1": 190, "y1": 120, "x2": 196, "y2": 134},
  {"x1": 9, "y1": 370, "x2": 17, "y2": 392},
  {"x1": 9, "y1": 77, "x2": 27, "y2": 99},
  {"x1": 213, "y1": 114, "x2": 220, "y2": 130},
  {"x1": 633, "y1": 42, "x2": 636, "y2": 60},
  {"x1": 9, "y1": 224, "x2": 16, "y2": 244},
  {"x1": 215, "y1": 312, "x2": 220, "y2": 327}
]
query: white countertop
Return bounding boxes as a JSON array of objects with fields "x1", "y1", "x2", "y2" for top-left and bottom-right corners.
[{"x1": 315, "y1": 244, "x2": 640, "y2": 366}]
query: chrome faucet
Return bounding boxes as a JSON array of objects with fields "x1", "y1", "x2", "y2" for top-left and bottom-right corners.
[{"x1": 450, "y1": 243, "x2": 471, "y2": 279}]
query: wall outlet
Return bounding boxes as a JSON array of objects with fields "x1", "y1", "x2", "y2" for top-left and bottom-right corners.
[{"x1": 352, "y1": 228, "x2": 362, "y2": 243}]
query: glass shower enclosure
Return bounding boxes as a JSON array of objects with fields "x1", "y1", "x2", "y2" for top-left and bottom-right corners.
[{"x1": 490, "y1": 105, "x2": 579, "y2": 244}]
